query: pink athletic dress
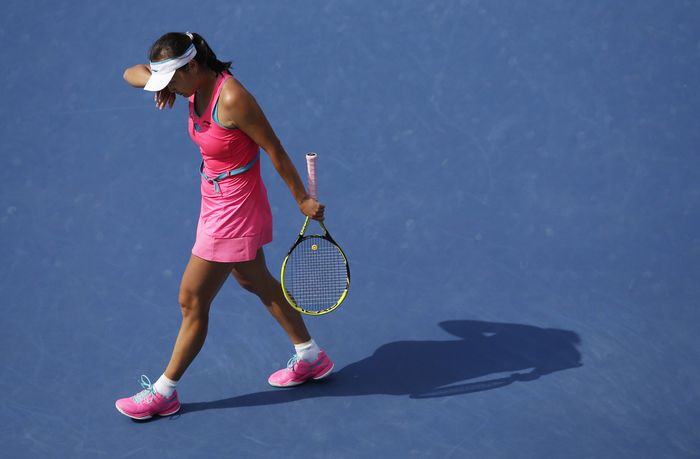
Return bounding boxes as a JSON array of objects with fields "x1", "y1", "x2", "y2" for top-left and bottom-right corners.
[{"x1": 188, "y1": 72, "x2": 273, "y2": 263}]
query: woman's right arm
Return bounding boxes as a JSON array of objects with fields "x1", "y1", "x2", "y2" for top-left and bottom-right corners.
[
  {"x1": 123, "y1": 64, "x2": 151, "y2": 88},
  {"x1": 123, "y1": 64, "x2": 175, "y2": 110}
]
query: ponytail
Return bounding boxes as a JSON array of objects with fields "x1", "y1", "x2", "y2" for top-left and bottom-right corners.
[
  {"x1": 190, "y1": 32, "x2": 232, "y2": 74},
  {"x1": 148, "y1": 32, "x2": 232, "y2": 75}
]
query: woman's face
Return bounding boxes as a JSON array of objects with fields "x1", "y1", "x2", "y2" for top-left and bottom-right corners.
[{"x1": 167, "y1": 62, "x2": 198, "y2": 97}]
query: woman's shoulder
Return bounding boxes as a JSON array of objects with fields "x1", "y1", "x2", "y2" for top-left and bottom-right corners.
[
  {"x1": 218, "y1": 75, "x2": 257, "y2": 117},
  {"x1": 219, "y1": 76, "x2": 253, "y2": 105}
]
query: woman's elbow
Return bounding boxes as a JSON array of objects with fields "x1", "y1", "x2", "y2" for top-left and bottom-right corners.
[
  {"x1": 123, "y1": 65, "x2": 150, "y2": 88},
  {"x1": 123, "y1": 67, "x2": 136, "y2": 85}
]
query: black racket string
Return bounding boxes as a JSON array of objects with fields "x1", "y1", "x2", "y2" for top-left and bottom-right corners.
[{"x1": 284, "y1": 237, "x2": 347, "y2": 312}]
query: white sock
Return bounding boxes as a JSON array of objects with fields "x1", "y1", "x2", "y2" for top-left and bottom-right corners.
[
  {"x1": 294, "y1": 339, "x2": 321, "y2": 363},
  {"x1": 153, "y1": 374, "x2": 178, "y2": 398}
]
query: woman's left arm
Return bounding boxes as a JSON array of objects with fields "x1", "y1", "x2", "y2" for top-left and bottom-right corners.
[{"x1": 219, "y1": 81, "x2": 324, "y2": 220}]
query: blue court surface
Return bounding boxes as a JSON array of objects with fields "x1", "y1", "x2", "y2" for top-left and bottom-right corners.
[{"x1": 2, "y1": 1, "x2": 699, "y2": 458}]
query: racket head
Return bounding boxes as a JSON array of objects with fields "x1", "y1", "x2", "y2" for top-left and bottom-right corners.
[{"x1": 280, "y1": 233, "x2": 350, "y2": 315}]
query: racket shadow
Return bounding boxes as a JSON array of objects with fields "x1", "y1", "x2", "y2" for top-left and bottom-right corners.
[{"x1": 182, "y1": 319, "x2": 582, "y2": 413}]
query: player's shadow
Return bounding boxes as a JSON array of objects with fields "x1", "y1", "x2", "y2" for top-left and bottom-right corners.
[{"x1": 181, "y1": 319, "x2": 582, "y2": 414}]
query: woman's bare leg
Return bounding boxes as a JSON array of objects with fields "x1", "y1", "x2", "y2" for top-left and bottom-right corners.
[
  {"x1": 163, "y1": 254, "x2": 235, "y2": 381},
  {"x1": 230, "y1": 249, "x2": 311, "y2": 344}
]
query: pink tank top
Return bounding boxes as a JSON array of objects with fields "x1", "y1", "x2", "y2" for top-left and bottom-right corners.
[{"x1": 188, "y1": 72, "x2": 260, "y2": 181}]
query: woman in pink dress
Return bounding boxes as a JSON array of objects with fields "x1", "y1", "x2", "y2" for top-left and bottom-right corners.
[{"x1": 116, "y1": 32, "x2": 333, "y2": 420}]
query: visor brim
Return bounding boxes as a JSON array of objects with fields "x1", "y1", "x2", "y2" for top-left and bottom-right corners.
[{"x1": 143, "y1": 70, "x2": 175, "y2": 92}]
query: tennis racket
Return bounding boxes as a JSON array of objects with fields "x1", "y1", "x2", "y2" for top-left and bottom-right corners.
[{"x1": 280, "y1": 153, "x2": 350, "y2": 315}]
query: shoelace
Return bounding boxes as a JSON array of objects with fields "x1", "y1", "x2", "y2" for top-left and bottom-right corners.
[
  {"x1": 286, "y1": 354, "x2": 301, "y2": 369},
  {"x1": 131, "y1": 375, "x2": 156, "y2": 404}
]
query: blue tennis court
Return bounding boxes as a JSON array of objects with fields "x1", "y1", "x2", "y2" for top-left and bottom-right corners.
[{"x1": 1, "y1": 1, "x2": 699, "y2": 457}]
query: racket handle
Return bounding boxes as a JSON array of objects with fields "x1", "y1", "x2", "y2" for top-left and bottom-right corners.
[{"x1": 306, "y1": 152, "x2": 317, "y2": 199}]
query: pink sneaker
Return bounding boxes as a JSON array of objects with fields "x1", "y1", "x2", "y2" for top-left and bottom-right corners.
[
  {"x1": 115, "y1": 375, "x2": 181, "y2": 420},
  {"x1": 268, "y1": 351, "x2": 334, "y2": 387}
]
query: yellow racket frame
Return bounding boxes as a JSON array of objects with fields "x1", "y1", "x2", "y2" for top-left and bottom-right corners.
[{"x1": 280, "y1": 216, "x2": 350, "y2": 315}]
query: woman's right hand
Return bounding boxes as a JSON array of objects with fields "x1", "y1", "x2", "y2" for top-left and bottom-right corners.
[
  {"x1": 155, "y1": 89, "x2": 176, "y2": 110},
  {"x1": 122, "y1": 64, "x2": 175, "y2": 109}
]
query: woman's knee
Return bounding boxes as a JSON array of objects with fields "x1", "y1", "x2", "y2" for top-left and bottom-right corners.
[{"x1": 178, "y1": 288, "x2": 211, "y2": 319}]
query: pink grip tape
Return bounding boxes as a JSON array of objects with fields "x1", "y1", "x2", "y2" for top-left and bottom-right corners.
[{"x1": 306, "y1": 152, "x2": 317, "y2": 199}]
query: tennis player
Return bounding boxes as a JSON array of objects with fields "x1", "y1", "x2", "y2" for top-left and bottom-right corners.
[{"x1": 115, "y1": 32, "x2": 333, "y2": 420}]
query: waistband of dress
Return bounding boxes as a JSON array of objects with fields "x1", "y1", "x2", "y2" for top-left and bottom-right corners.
[{"x1": 199, "y1": 153, "x2": 260, "y2": 193}]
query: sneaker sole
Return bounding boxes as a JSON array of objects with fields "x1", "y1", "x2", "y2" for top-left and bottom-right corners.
[{"x1": 115, "y1": 402, "x2": 181, "y2": 420}]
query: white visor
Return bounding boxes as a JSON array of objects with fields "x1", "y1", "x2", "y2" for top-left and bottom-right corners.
[{"x1": 144, "y1": 43, "x2": 197, "y2": 92}]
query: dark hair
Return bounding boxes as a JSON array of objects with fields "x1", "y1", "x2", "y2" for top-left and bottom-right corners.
[{"x1": 148, "y1": 32, "x2": 232, "y2": 74}]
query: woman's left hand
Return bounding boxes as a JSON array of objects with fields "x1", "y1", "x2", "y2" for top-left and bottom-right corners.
[{"x1": 299, "y1": 197, "x2": 325, "y2": 221}]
